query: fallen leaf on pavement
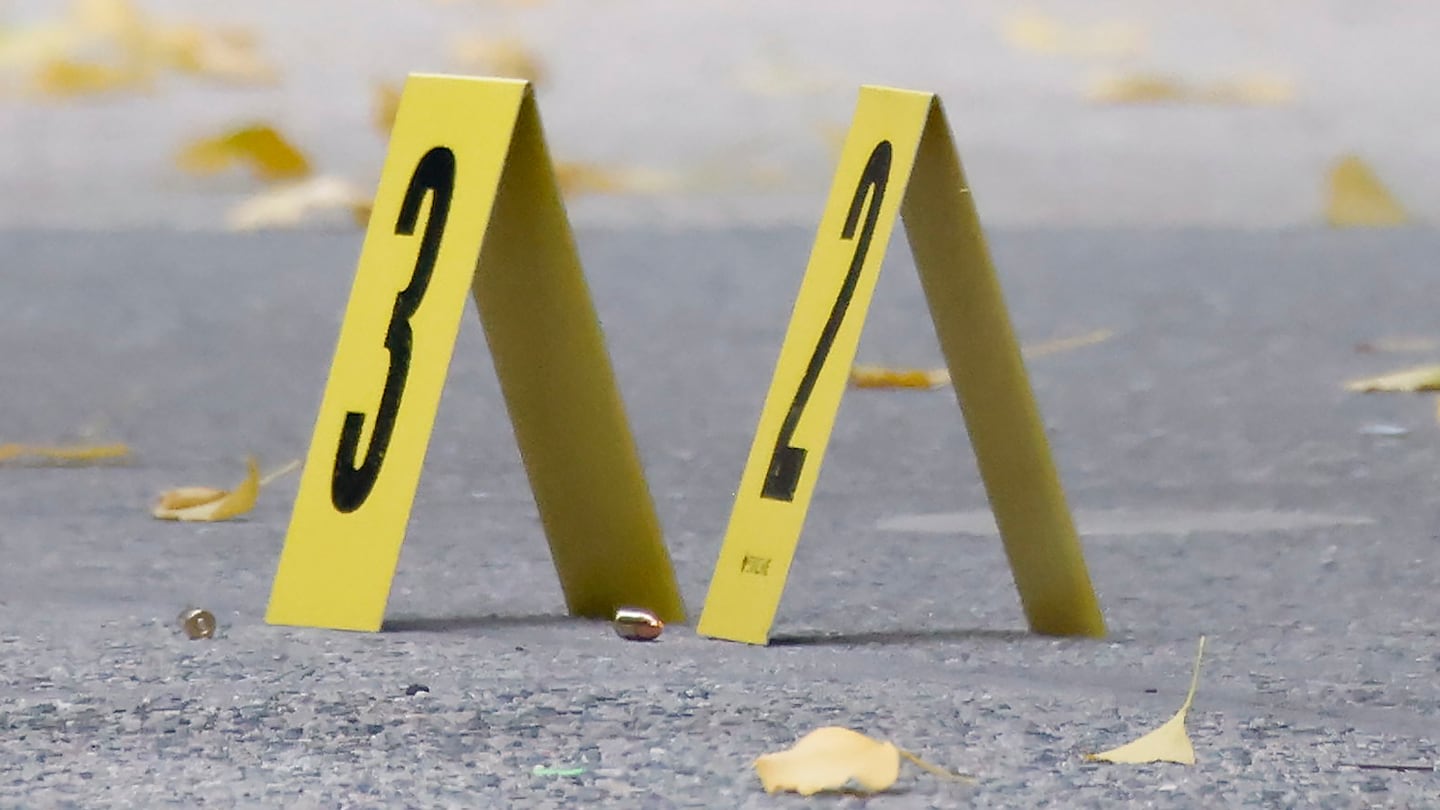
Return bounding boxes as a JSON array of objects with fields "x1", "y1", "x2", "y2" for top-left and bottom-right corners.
[
  {"x1": 30, "y1": 57, "x2": 150, "y2": 96},
  {"x1": 177, "y1": 123, "x2": 311, "y2": 183},
  {"x1": 1325, "y1": 155, "x2": 1409, "y2": 228},
  {"x1": 0, "y1": 22, "x2": 90, "y2": 69},
  {"x1": 226, "y1": 176, "x2": 372, "y2": 231},
  {"x1": 1345, "y1": 365, "x2": 1440, "y2": 393},
  {"x1": 148, "y1": 25, "x2": 276, "y2": 84},
  {"x1": 851, "y1": 329, "x2": 1114, "y2": 389},
  {"x1": 554, "y1": 162, "x2": 677, "y2": 197},
  {"x1": 1003, "y1": 11, "x2": 1147, "y2": 59},
  {"x1": 850, "y1": 366, "x2": 949, "y2": 389},
  {"x1": 1087, "y1": 637, "x2": 1206, "y2": 765},
  {"x1": 1024, "y1": 328, "x2": 1114, "y2": 359},
  {"x1": 0, "y1": 442, "x2": 131, "y2": 464},
  {"x1": 372, "y1": 81, "x2": 402, "y2": 134},
  {"x1": 152, "y1": 457, "x2": 261, "y2": 521},
  {"x1": 754, "y1": 726, "x2": 971, "y2": 796},
  {"x1": 1088, "y1": 73, "x2": 1292, "y2": 106},
  {"x1": 11, "y1": 1, "x2": 273, "y2": 94},
  {"x1": 449, "y1": 35, "x2": 544, "y2": 84}
]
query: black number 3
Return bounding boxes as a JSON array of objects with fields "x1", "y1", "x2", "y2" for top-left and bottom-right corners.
[
  {"x1": 761, "y1": 141, "x2": 892, "y2": 502},
  {"x1": 331, "y1": 147, "x2": 456, "y2": 513}
]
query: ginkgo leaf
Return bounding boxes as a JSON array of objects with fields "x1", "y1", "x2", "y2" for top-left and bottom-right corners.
[
  {"x1": 1088, "y1": 73, "x2": 1292, "y2": 106},
  {"x1": 1087, "y1": 637, "x2": 1207, "y2": 765},
  {"x1": 72, "y1": 0, "x2": 147, "y2": 40},
  {"x1": 372, "y1": 81, "x2": 402, "y2": 134},
  {"x1": 147, "y1": 25, "x2": 277, "y2": 84},
  {"x1": 153, "y1": 457, "x2": 260, "y2": 521},
  {"x1": 755, "y1": 727, "x2": 901, "y2": 796},
  {"x1": 177, "y1": 124, "x2": 311, "y2": 183},
  {"x1": 0, "y1": 23, "x2": 92, "y2": 68},
  {"x1": 31, "y1": 58, "x2": 150, "y2": 97},
  {"x1": 850, "y1": 366, "x2": 949, "y2": 389},
  {"x1": 1325, "y1": 155, "x2": 1408, "y2": 228},
  {"x1": 554, "y1": 162, "x2": 677, "y2": 197},
  {"x1": 10, "y1": 0, "x2": 274, "y2": 94},
  {"x1": 449, "y1": 35, "x2": 544, "y2": 84},
  {"x1": 225, "y1": 176, "x2": 372, "y2": 231},
  {"x1": 0, "y1": 442, "x2": 130, "y2": 464},
  {"x1": 754, "y1": 727, "x2": 972, "y2": 796},
  {"x1": 1003, "y1": 11, "x2": 1147, "y2": 59},
  {"x1": 1024, "y1": 328, "x2": 1114, "y2": 359},
  {"x1": 1344, "y1": 365, "x2": 1440, "y2": 393},
  {"x1": 1198, "y1": 75, "x2": 1293, "y2": 105},
  {"x1": 851, "y1": 329, "x2": 1114, "y2": 389}
]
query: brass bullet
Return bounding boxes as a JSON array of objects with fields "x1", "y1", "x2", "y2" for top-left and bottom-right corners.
[
  {"x1": 178, "y1": 608, "x2": 216, "y2": 640},
  {"x1": 612, "y1": 607, "x2": 663, "y2": 641}
]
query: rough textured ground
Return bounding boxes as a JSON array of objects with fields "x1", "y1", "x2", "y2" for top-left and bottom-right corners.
[{"x1": 3, "y1": 228, "x2": 1439, "y2": 806}]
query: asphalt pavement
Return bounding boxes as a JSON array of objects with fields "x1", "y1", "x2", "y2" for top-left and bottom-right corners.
[{"x1": 3, "y1": 226, "x2": 1440, "y2": 806}]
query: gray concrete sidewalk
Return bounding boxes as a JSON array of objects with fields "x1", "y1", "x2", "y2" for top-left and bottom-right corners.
[
  {"x1": 3, "y1": 227, "x2": 1439, "y2": 806},
  {"x1": 3, "y1": 0, "x2": 1438, "y2": 230}
]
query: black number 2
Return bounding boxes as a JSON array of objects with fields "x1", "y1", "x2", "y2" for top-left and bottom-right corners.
[
  {"x1": 331, "y1": 146, "x2": 456, "y2": 513},
  {"x1": 761, "y1": 141, "x2": 892, "y2": 502}
]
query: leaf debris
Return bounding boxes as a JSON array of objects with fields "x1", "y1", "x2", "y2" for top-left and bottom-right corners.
[
  {"x1": 176, "y1": 123, "x2": 311, "y2": 183},
  {"x1": 1086, "y1": 636, "x2": 1206, "y2": 765},
  {"x1": 1345, "y1": 365, "x2": 1440, "y2": 393},
  {"x1": 754, "y1": 726, "x2": 971, "y2": 796},
  {"x1": 1325, "y1": 155, "x2": 1409, "y2": 228},
  {"x1": 0, "y1": 442, "x2": 131, "y2": 465}
]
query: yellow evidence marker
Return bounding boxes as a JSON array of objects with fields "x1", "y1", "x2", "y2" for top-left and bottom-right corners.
[
  {"x1": 267, "y1": 75, "x2": 684, "y2": 632},
  {"x1": 697, "y1": 86, "x2": 1105, "y2": 644}
]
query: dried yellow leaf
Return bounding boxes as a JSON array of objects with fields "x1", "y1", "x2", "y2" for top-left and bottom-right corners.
[
  {"x1": 554, "y1": 162, "x2": 676, "y2": 198},
  {"x1": 72, "y1": 0, "x2": 147, "y2": 40},
  {"x1": 1344, "y1": 365, "x2": 1440, "y2": 393},
  {"x1": 850, "y1": 366, "x2": 949, "y2": 389},
  {"x1": 755, "y1": 727, "x2": 971, "y2": 796},
  {"x1": 225, "y1": 176, "x2": 372, "y2": 231},
  {"x1": 31, "y1": 58, "x2": 150, "y2": 97},
  {"x1": 851, "y1": 329, "x2": 1113, "y2": 389},
  {"x1": 1087, "y1": 637, "x2": 1206, "y2": 765},
  {"x1": 813, "y1": 121, "x2": 848, "y2": 156},
  {"x1": 372, "y1": 81, "x2": 402, "y2": 134},
  {"x1": 148, "y1": 25, "x2": 277, "y2": 84},
  {"x1": 1088, "y1": 73, "x2": 1292, "y2": 106},
  {"x1": 1003, "y1": 11, "x2": 1147, "y2": 59},
  {"x1": 1199, "y1": 75, "x2": 1293, "y2": 105},
  {"x1": 0, "y1": 23, "x2": 89, "y2": 68},
  {"x1": 0, "y1": 442, "x2": 131, "y2": 464},
  {"x1": 1088, "y1": 74, "x2": 1183, "y2": 104},
  {"x1": 152, "y1": 457, "x2": 259, "y2": 522},
  {"x1": 155, "y1": 486, "x2": 227, "y2": 512},
  {"x1": 177, "y1": 124, "x2": 311, "y2": 183},
  {"x1": 449, "y1": 35, "x2": 544, "y2": 84},
  {"x1": 1325, "y1": 155, "x2": 1408, "y2": 228},
  {"x1": 1024, "y1": 328, "x2": 1114, "y2": 359},
  {"x1": 755, "y1": 727, "x2": 901, "y2": 796}
]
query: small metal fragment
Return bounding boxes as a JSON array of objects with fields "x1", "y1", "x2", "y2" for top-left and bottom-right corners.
[
  {"x1": 612, "y1": 607, "x2": 663, "y2": 641},
  {"x1": 178, "y1": 608, "x2": 215, "y2": 640}
]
